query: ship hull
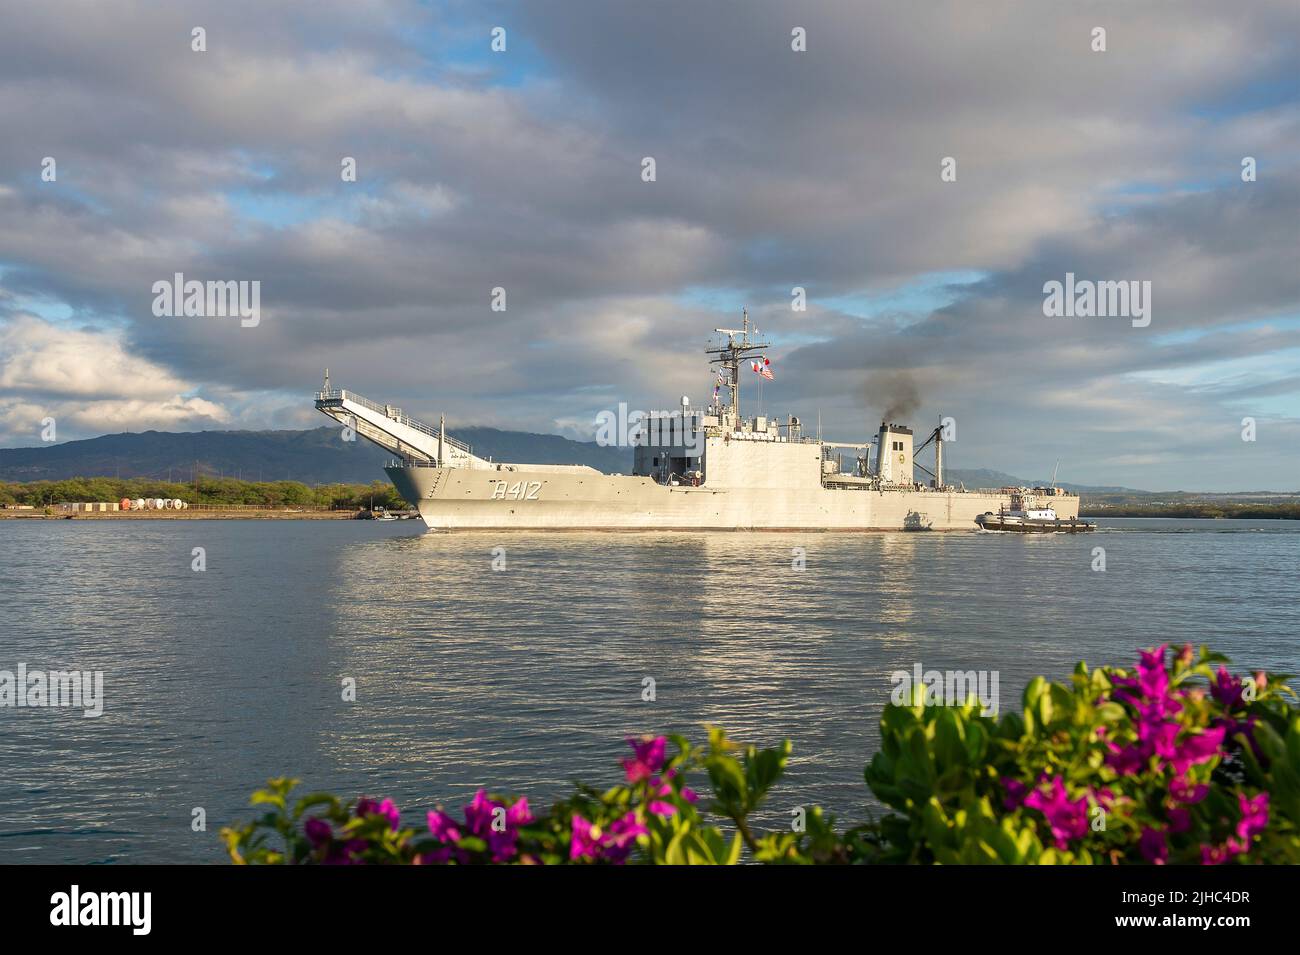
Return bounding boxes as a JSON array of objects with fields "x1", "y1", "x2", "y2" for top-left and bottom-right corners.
[{"x1": 386, "y1": 464, "x2": 1080, "y2": 531}]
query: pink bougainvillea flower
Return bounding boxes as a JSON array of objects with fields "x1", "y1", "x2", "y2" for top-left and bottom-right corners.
[
  {"x1": 507, "y1": 796, "x2": 533, "y2": 826},
  {"x1": 463, "y1": 790, "x2": 496, "y2": 835},
  {"x1": 1147, "y1": 719, "x2": 1181, "y2": 760},
  {"x1": 647, "y1": 785, "x2": 677, "y2": 817},
  {"x1": 1167, "y1": 726, "x2": 1226, "y2": 776},
  {"x1": 604, "y1": 813, "x2": 649, "y2": 861},
  {"x1": 622, "y1": 735, "x2": 668, "y2": 782},
  {"x1": 569, "y1": 815, "x2": 601, "y2": 861},
  {"x1": 1001, "y1": 777, "x2": 1028, "y2": 810},
  {"x1": 426, "y1": 809, "x2": 462, "y2": 844},
  {"x1": 304, "y1": 817, "x2": 332, "y2": 847},
  {"x1": 1169, "y1": 774, "x2": 1208, "y2": 805},
  {"x1": 323, "y1": 838, "x2": 369, "y2": 865},
  {"x1": 642, "y1": 768, "x2": 699, "y2": 816},
  {"x1": 1104, "y1": 741, "x2": 1150, "y2": 776},
  {"x1": 1176, "y1": 643, "x2": 1195, "y2": 666},
  {"x1": 425, "y1": 808, "x2": 467, "y2": 864},
  {"x1": 427, "y1": 790, "x2": 532, "y2": 863},
  {"x1": 1090, "y1": 786, "x2": 1121, "y2": 812},
  {"x1": 1236, "y1": 792, "x2": 1269, "y2": 843},
  {"x1": 662, "y1": 767, "x2": 695, "y2": 793},
  {"x1": 1167, "y1": 807, "x2": 1191, "y2": 834},
  {"x1": 376, "y1": 798, "x2": 400, "y2": 829},
  {"x1": 1107, "y1": 648, "x2": 1235, "y2": 780},
  {"x1": 1200, "y1": 842, "x2": 1232, "y2": 866},
  {"x1": 1024, "y1": 776, "x2": 1089, "y2": 850},
  {"x1": 1210, "y1": 667, "x2": 1245, "y2": 709},
  {"x1": 570, "y1": 812, "x2": 648, "y2": 864},
  {"x1": 355, "y1": 796, "x2": 400, "y2": 831},
  {"x1": 1198, "y1": 797, "x2": 1266, "y2": 866},
  {"x1": 486, "y1": 796, "x2": 533, "y2": 862},
  {"x1": 1139, "y1": 827, "x2": 1168, "y2": 865},
  {"x1": 1137, "y1": 645, "x2": 1170, "y2": 700},
  {"x1": 466, "y1": 790, "x2": 532, "y2": 862}
]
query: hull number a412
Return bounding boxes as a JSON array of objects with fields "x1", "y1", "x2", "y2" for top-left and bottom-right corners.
[{"x1": 491, "y1": 480, "x2": 542, "y2": 501}]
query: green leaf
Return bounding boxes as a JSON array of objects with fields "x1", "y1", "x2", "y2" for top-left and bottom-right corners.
[{"x1": 933, "y1": 708, "x2": 966, "y2": 771}]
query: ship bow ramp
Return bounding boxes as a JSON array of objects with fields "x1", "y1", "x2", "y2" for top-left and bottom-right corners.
[{"x1": 314, "y1": 386, "x2": 483, "y2": 468}]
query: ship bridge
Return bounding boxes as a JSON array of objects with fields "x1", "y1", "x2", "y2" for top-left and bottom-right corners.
[{"x1": 314, "y1": 377, "x2": 484, "y2": 469}]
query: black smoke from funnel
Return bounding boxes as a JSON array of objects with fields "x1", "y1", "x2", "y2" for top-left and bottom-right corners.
[{"x1": 863, "y1": 370, "x2": 921, "y2": 423}]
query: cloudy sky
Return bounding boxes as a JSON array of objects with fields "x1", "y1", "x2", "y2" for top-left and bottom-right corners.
[{"x1": 0, "y1": 0, "x2": 1296, "y2": 490}]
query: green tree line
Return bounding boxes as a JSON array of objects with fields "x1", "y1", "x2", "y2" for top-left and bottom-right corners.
[
  {"x1": 1082, "y1": 501, "x2": 1300, "y2": 519},
  {"x1": 0, "y1": 476, "x2": 409, "y2": 510}
]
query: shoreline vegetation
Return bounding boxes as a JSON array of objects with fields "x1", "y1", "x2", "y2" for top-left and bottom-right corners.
[
  {"x1": 0, "y1": 475, "x2": 409, "y2": 515},
  {"x1": 3, "y1": 475, "x2": 1297, "y2": 521},
  {"x1": 223, "y1": 645, "x2": 1300, "y2": 865},
  {"x1": 1082, "y1": 503, "x2": 1300, "y2": 520}
]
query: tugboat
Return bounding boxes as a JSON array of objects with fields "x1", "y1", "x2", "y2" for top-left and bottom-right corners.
[{"x1": 976, "y1": 491, "x2": 1095, "y2": 533}]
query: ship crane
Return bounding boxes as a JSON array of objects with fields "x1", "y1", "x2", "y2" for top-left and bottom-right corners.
[{"x1": 911, "y1": 424, "x2": 945, "y2": 488}]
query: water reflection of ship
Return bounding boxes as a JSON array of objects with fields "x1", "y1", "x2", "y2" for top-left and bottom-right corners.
[{"x1": 321, "y1": 530, "x2": 930, "y2": 777}]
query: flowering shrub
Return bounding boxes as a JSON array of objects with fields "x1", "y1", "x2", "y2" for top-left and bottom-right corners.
[
  {"x1": 866, "y1": 644, "x2": 1300, "y2": 864},
  {"x1": 222, "y1": 646, "x2": 1299, "y2": 865},
  {"x1": 222, "y1": 727, "x2": 859, "y2": 865}
]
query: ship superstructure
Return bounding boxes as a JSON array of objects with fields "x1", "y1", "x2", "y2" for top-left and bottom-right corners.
[{"x1": 314, "y1": 319, "x2": 1079, "y2": 531}]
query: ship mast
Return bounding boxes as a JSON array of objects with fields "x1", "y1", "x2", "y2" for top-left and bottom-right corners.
[{"x1": 707, "y1": 308, "x2": 770, "y2": 428}]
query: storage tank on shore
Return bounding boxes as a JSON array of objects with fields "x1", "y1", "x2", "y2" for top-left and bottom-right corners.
[
  {"x1": 120, "y1": 498, "x2": 132, "y2": 510},
  {"x1": 133, "y1": 498, "x2": 146, "y2": 510},
  {"x1": 153, "y1": 498, "x2": 165, "y2": 510}
]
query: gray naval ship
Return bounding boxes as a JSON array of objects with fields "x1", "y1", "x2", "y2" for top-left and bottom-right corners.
[{"x1": 315, "y1": 315, "x2": 1079, "y2": 531}]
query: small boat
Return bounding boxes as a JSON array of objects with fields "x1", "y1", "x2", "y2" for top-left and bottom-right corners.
[{"x1": 976, "y1": 491, "x2": 1095, "y2": 533}]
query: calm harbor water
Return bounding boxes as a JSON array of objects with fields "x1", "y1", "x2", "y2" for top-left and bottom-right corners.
[{"x1": 1, "y1": 517, "x2": 1297, "y2": 863}]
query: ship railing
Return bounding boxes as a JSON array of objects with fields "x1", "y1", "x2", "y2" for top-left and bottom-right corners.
[{"x1": 315, "y1": 388, "x2": 472, "y2": 454}]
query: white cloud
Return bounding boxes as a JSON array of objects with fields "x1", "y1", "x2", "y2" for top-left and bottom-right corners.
[
  {"x1": 0, "y1": 315, "x2": 230, "y2": 442},
  {"x1": 0, "y1": 0, "x2": 1295, "y2": 488}
]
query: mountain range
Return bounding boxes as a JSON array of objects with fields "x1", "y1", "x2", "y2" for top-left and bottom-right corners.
[
  {"x1": 0, "y1": 427, "x2": 633, "y2": 484},
  {"x1": 0, "y1": 427, "x2": 1143, "y2": 493}
]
